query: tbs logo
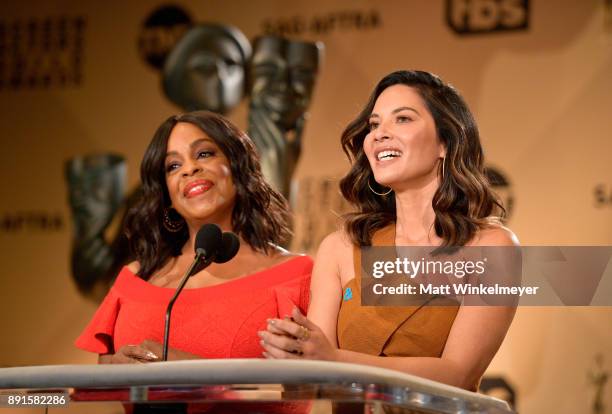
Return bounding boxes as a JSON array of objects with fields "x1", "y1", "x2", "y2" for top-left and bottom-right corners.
[{"x1": 446, "y1": 0, "x2": 529, "y2": 35}]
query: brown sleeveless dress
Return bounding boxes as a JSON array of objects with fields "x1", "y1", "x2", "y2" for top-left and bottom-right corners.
[{"x1": 337, "y1": 225, "x2": 460, "y2": 358}]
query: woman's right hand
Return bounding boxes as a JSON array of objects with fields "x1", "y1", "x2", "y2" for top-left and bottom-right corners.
[
  {"x1": 99, "y1": 344, "x2": 160, "y2": 364},
  {"x1": 260, "y1": 307, "x2": 339, "y2": 362}
]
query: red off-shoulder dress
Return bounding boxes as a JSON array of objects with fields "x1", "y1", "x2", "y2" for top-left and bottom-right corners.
[{"x1": 76, "y1": 255, "x2": 312, "y2": 357}]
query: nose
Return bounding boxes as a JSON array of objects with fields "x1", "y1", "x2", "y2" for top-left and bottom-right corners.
[
  {"x1": 371, "y1": 121, "x2": 391, "y2": 142},
  {"x1": 181, "y1": 159, "x2": 202, "y2": 177},
  {"x1": 271, "y1": 64, "x2": 290, "y2": 93},
  {"x1": 215, "y1": 60, "x2": 228, "y2": 78}
]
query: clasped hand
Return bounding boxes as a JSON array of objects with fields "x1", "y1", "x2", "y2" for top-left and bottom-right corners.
[
  {"x1": 259, "y1": 307, "x2": 338, "y2": 361},
  {"x1": 102, "y1": 308, "x2": 337, "y2": 363}
]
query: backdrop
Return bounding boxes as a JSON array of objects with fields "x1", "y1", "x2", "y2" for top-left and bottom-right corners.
[{"x1": 0, "y1": 1, "x2": 610, "y2": 413}]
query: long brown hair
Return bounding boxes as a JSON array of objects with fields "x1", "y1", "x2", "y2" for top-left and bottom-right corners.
[
  {"x1": 340, "y1": 70, "x2": 504, "y2": 246},
  {"x1": 125, "y1": 111, "x2": 291, "y2": 279}
]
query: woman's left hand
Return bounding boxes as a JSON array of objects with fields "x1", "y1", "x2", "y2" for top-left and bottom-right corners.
[
  {"x1": 259, "y1": 307, "x2": 339, "y2": 361},
  {"x1": 138, "y1": 339, "x2": 200, "y2": 361}
]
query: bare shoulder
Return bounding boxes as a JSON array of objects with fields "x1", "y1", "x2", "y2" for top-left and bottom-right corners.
[
  {"x1": 126, "y1": 261, "x2": 140, "y2": 274},
  {"x1": 313, "y1": 230, "x2": 355, "y2": 283},
  {"x1": 472, "y1": 221, "x2": 520, "y2": 247},
  {"x1": 317, "y1": 230, "x2": 354, "y2": 258}
]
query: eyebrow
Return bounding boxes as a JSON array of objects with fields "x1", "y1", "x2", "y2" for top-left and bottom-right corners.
[
  {"x1": 166, "y1": 137, "x2": 215, "y2": 157},
  {"x1": 369, "y1": 106, "x2": 420, "y2": 119}
]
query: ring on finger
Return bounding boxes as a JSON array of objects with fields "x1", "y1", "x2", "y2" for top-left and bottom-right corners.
[{"x1": 297, "y1": 326, "x2": 311, "y2": 341}]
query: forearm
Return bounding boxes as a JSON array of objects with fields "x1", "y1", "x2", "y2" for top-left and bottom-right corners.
[
  {"x1": 334, "y1": 349, "x2": 475, "y2": 390},
  {"x1": 97, "y1": 341, "x2": 201, "y2": 364}
]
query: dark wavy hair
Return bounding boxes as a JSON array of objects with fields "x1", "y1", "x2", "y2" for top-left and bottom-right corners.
[
  {"x1": 340, "y1": 70, "x2": 505, "y2": 247},
  {"x1": 124, "y1": 110, "x2": 291, "y2": 279}
]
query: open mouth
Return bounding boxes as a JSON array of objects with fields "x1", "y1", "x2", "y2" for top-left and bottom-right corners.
[{"x1": 376, "y1": 150, "x2": 402, "y2": 161}]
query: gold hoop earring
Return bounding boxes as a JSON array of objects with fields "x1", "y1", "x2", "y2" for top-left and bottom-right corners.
[
  {"x1": 368, "y1": 179, "x2": 392, "y2": 196},
  {"x1": 163, "y1": 207, "x2": 185, "y2": 232}
]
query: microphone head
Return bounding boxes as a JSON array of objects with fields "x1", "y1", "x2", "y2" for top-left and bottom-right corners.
[
  {"x1": 214, "y1": 232, "x2": 240, "y2": 263},
  {"x1": 194, "y1": 224, "x2": 222, "y2": 258}
]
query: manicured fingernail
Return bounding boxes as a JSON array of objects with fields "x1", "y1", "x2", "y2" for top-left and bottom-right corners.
[
  {"x1": 268, "y1": 319, "x2": 276, "y2": 325},
  {"x1": 146, "y1": 352, "x2": 158, "y2": 360},
  {"x1": 257, "y1": 331, "x2": 265, "y2": 338}
]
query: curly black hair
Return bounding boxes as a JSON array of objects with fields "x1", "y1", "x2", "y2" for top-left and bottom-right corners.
[{"x1": 124, "y1": 110, "x2": 291, "y2": 279}]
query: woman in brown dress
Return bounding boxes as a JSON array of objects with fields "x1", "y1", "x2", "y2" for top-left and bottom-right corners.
[{"x1": 259, "y1": 70, "x2": 518, "y2": 391}]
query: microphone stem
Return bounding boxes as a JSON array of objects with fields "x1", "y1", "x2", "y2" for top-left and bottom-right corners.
[{"x1": 162, "y1": 251, "x2": 206, "y2": 361}]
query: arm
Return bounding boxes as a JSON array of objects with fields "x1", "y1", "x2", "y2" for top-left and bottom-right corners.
[
  {"x1": 96, "y1": 262, "x2": 201, "y2": 364},
  {"x1": 333, "y1": 306, "x2": 515, "y2": 389},
  {"x1": 97, "y1": 344, "x2": 159, "y2": 364},
  {"x1": 261, "y1": 232, "x2": 345, "y2": 358},
  {"x1": 262, "y1": 227, "x2": 518, "y2": 390},
  {"x1": 265, "y1": 304, "x2": 513, "y2": 389},
  {"x1": 305, "y1": 231, "x2": 347, "y2": 347},
  {"x1": 97, "y1": 340, "x2": 201, "y2": 364}
]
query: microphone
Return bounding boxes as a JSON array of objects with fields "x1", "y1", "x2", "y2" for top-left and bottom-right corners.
[
  {"x1": 215, "y1": 232, "x2": 240, "y2": 263},
  {"x1": 161, "y1": 224, "x2": 241, "y2": 361},
  {"x1": 194, "y1": 224, "x2": 223, "y2": 263},
  {"x1": 162, "y1": 224, "x2": 221, "y2": 361}
]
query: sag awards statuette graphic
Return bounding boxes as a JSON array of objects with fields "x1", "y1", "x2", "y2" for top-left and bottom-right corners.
[
  {"x1": 588, "y1": 354, "x2": 609, "y2": 414},
  {"x1": 65, "y1": 154, "x2": 131, "y2": 298},
  {"x1": 248, "y1": 36, "x2": 324, "y2": 198}
]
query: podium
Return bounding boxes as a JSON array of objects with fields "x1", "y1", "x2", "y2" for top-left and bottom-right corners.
[{"x1": 0, "y1": 359, "x2": 514, "y2": 413}]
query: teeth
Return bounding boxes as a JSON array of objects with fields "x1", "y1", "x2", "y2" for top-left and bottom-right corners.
[
  {"x1": 187, "y1": 185, "x2": 206, "y2": 194},
  {"x1": 377, "y1": 150, "x2": 402, "y2": 161}
]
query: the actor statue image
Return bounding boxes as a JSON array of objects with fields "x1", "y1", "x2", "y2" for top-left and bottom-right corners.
[
  {"x1": 163, "y1": 23, "x2": 252, "y2": 113},
  {"x1": 248, "y1": 35, "x2": 324, "y2": 197},
  {"x1": 65, "y1": 153, "x2": 131, "y2": 298}
]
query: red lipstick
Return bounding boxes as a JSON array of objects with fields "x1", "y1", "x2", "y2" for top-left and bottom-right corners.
[{"x1": 183, "y1": 180, "x2": 213, "y2": 198}]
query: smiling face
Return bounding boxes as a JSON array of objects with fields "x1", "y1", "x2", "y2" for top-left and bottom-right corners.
[
  {"x1": 250, "y1": 36, "x2": 320, "y2": 129},
  {"x1": 164, "y1": 122, "x2": 236, "y2": 231},
  {"x1": 363, "y1": 84, "x2": 445, "y2": 191}
]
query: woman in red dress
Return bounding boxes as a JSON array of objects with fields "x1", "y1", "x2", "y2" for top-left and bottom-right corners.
[{"x1": 76, "y1": 111, "x2": 311, "y2": 362}]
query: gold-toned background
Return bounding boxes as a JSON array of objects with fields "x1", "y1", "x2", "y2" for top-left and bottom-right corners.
[{"x1": 0, "y1": 1, "x2": 610, "y2": 413}]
